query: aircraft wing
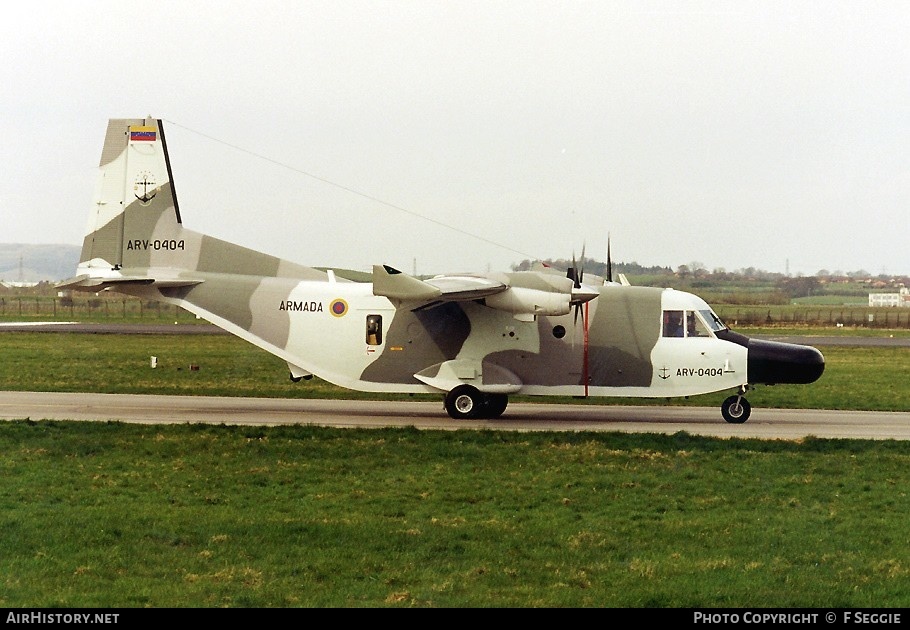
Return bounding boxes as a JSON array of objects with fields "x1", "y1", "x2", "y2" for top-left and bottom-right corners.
[
  {"x1": 372, "y1": 264, "x2": 506, "y2": 306},
  {"x1": 372, "y1": 264, "x2": 600, "y2": 319}
]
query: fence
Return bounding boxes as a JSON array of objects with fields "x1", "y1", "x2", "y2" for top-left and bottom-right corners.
[
  {"x1": 0, "y1": 296, "x2": 195, "y2": 322},
  {"x1": 715, "y1": 305, "x2": 910, "y2": 329}
]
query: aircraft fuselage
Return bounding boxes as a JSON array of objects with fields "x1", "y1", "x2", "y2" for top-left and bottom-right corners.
[{"x1": 136, "y1": 272, "x2": 756, "y2": 400}]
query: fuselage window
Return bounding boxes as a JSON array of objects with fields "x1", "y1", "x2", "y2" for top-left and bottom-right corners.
[{"x1": 366, "y1": 314, "x2": 382, "y2": 345}]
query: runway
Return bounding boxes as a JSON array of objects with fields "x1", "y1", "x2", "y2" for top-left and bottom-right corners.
[{"x1": 1, "y1": 391, "x2": 909, "y2": 441}]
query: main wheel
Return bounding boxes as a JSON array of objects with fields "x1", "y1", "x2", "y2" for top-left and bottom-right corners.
[
  {"x1": 445, "y1": 385, "x2": 483, "y2": 419},
  {"x1": 721, "y1": 395, "x2": 752, "y2": 424},
  {"x1": 481, "y1": 393, "x2": 508, "y2": 419}
]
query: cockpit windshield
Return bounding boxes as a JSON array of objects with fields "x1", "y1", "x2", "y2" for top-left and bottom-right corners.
[
  {"x1": 699, "y1": 309, "x2": 727, "y2": 332},
  {"x1": 663, "y1": 309, "x2": 727, "y2": 338}
]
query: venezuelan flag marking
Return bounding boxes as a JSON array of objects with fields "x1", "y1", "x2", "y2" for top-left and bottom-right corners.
[{"x1": 129, "y1": 125, "x2": 157, "y2": 141}]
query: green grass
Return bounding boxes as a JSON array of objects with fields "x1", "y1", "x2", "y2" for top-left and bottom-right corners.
[
  {"x1": 3, "y1": 422, "x2": 910, "y2": 607},
  {"x1": 0, "y1": 329, "x2": 908, "y2": 607},
  {"x1": 792, "y1": 295, "x2": 869, "y2": 305}
]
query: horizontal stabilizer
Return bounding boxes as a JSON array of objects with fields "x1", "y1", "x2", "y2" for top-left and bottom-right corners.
[
  {"x1": 57, "y1": 274, "x2": 204, "y2": 292},
  {"x1": 57, "y1": 261, "x2": 204, "y2": 292},
  {"x1": 57, "y1": 274, "x2": 151, "y2": 290}
]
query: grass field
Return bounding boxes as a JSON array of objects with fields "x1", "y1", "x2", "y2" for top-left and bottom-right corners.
[
  {"x1": 4, "y1": 421, "x2": 910, "y2": 608},
  {"x1": 0, "y1": 328, "x2": 908, "y2": 608}
]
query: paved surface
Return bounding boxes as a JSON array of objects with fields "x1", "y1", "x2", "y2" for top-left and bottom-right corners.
[{"x1": 1, "y1": 391, "x2": 908, "y2": 441}]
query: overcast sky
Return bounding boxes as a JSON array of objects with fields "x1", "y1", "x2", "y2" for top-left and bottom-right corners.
[{"x1": 1, "y1": 1, "x2": 907, "y2": 277}]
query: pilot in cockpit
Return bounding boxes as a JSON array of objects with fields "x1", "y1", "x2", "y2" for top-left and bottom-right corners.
[{"x1": 663, "y1": 311, "x2": 684, "y2": 337}]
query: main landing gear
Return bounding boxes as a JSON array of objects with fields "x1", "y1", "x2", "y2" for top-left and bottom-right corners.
[
  {"x1": 721, "y1": 386, "x2": 752, "y2": 423},
  {"x1": 444, "y1": 385, "x2": 509, "y2": 420}
]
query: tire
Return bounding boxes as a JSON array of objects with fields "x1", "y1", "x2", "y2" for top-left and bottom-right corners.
[
  {"x1": 445, "y1": 385, "x2": 483, "y2": 419},
  {"x1": 721, "y1": 395, "x2": 752, "y2": 424},
  {"x1": 482, "y1": 393, "x2": 508, "y2": 419}
]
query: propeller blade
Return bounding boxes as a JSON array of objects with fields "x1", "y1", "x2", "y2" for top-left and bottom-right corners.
[
  {"x1": 567, "y1": 251, "x2": 580, "y2": 288},
  {"x1": 578, "y1": 242, "x2": 586, "y2": 286},
  {"x1": 606, "y1": 234, "x2": 613, "y2": 284},
  {"x1": 567, "y1": 242, "x2": 587, "y2": 288}
]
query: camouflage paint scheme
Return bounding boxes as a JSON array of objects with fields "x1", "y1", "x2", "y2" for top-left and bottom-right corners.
[{"x1": 61, "y1": 118, "x2": 825, "y2": 422}]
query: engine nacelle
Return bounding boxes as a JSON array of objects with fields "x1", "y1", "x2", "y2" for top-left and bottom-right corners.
[{"x1": 484, "y1": 287, "x2": 571, "y2": 317}]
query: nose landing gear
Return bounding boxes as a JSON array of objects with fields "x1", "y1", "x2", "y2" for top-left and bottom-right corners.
[{"x1": 721, "y1": 385, "x2": 752, "y2": 423}]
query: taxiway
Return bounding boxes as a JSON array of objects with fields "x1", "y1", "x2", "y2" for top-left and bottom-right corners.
[{"x1": 1, "y1": 391, "x2": 908, "y2": 441}]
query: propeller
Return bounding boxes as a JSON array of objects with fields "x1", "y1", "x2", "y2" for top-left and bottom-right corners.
[
  {"x1": 566, "y1": 244, "x2": 597, "y2": 397},
  {"x1": 567, "y1": 244, "x2": 599, "y2": 313},
  {"x1": 606, "y1": 233, "x2": 613, "y2": 284},
  {"x1": 567, "y1": 244, "x2": 583, "y2": 323}
]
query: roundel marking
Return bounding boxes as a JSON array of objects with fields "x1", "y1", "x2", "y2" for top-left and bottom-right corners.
[{"x1": 330, "y1": 298, "x2": 349, "y2": 317}]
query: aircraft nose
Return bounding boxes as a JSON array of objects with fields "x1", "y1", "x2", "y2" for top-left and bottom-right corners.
[{"x1": 747, "y1": 338, "x2": 825, "y2": 385}]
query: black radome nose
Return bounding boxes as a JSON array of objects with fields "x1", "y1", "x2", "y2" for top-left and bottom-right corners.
[{"x1": 747, "y1": 338, "x2": 825, "y2": 385}]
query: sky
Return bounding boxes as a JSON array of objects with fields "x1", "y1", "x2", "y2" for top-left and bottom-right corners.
[{"x1": 1, "y1": 0, "x2": 907, "y2": 277}]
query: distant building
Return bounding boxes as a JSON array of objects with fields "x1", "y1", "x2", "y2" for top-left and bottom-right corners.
[{"x1": 869, "y1": 287, "x2": 910, "y2": 307}]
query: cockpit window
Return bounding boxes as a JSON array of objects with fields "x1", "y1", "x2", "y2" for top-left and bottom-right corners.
[
  {"x1": 699, "y1": 309, "x2": 727, "y2": 332},
  {"x1": 663, "y1": 310, "x2": 684, "y2": 337},
  {"x1": 687, "y1": 311, "x2": 710, "y2": 337},
  {"x1": 664, "y1": 309, "x2": 721, "y2": 338}
]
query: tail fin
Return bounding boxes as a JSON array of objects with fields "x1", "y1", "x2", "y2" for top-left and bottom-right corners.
[
  {"x1": 61, "y1": 117, "x2": 330, "y2": 290},
  {"x1": 80, "y1": 118, "x2": 187, "y2": 270}
]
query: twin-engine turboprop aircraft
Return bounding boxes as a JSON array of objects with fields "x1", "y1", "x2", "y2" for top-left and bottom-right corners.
[{"x1": 60, "y1": 118, "x2": 825, "y2": 423}]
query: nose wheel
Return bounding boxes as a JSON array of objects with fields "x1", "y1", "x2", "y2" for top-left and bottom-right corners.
[{"x1": 721, "y1": 394, "x2": 752, "y2": 423}]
